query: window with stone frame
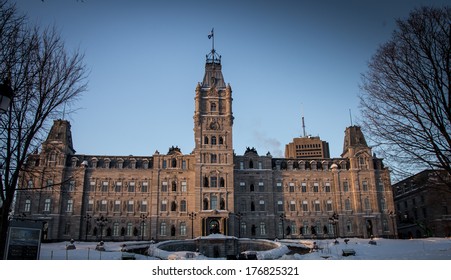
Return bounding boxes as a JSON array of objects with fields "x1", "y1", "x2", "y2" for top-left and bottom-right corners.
[
  {"x1": 128, "y1": 181, "x2": 135, "y2": 193},
  {"x1": 101, "y1": 181, "x2": 108, "y2": 192},
  {"x1": 181, "y1": 181, "x2": 187, "y2": 192},
  {"x1": 141, "y1": 181, "x2": 148, "y2": 193},
  {"x1": 24, "y1": 199, "x2": 31, "y2": 212},
  {"x1": 114, "y1": 200, "x2": 120, "y2": 212},
  {"x1": 43, "y1": 198, "x2": 51, "y2": 212},
  {"x1": 127, "y1": 200, "x2": 134, "y2": 213},
  {"x1": 115, "y1": 181, "x2": 122, "y2": 193}
]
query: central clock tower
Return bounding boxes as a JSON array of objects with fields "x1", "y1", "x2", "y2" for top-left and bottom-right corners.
[{"x1": 193, "y1": 48, "x2": 235, "y2": 236}]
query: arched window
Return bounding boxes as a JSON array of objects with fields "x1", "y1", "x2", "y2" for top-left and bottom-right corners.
[
  {"x1": 180, "y1": 200, "x2": 187, "y2": 212},
  {"x1": 345, "y1": 198, "x2": 351, "y2": 210},
  {"x1": 249, "y1": 159, "x2": 254, "y2": 169},
  {"x1": 220, "y1": 177, "x2": 225, "y2": 188},
  {"x1": 172, "y1": 181, "x2": 177, "y2": 192},
  {"x1": 211, "y1": 136, "x2": 217, "y2": 145},
  {"x1": 220, "y1": 198, "x2": 225, "y2": 210},
  {"x1": 171, "y1": 201, "x2": 177, "y2": 211},
  {"x1": 171, "y1": 225, "x2": 176, "y2": 236},
  {"x1": 210, "y1": 102, "x2": 217, "y2": 112},
  {"x1": 171, "y1": 158, "x2": 177, "y2": 168},
  {"x1": 250, "y1": 184, "x2": 254, "y2": 192},
  {"x1": 203, "y1": 176, "x2": 209, "y2": 188},
  {"x1": 219, "y1": 137, "x2": 224, "y2": 145},
  {"x1": 250, "y1": 201, "x2": 255, "y2": 211},
  {"x1": 251, "y1": 225, "x2": 256, "y2": 236},
  {"x1": 204, "y1": 136, "x2": 209, "y2": 144},
  {"x1": 203, "y1": 198, "x2": 209, "y2": 210}
]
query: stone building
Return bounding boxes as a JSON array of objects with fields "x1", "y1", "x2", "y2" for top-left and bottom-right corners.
[
  {"x1": 14, "y1": 48, "x2": 395, "y2": 242},
  {"x1": 393, "y1": 170, "x2": 451, "y2": 238}
]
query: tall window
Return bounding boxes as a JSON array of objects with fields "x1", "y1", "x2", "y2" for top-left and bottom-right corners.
[
  {"x1": 115, "y1": 182, "x2": 122, "y2": 193},
  {"x1": 127, "y1": 223, "x2": 133, "y2": 236},
  {"x1": 210, "y1": 102, "x2": 217, "y2": 111},
  {"x1": 113, "y1": 222, "x2": 119, "y2": 236},
  {"x1": 277, "y1": 201, "x2": 284, "y2": 212},
  {"x1": 68, "y1": 180, "x2": 75, "y2": 192},
  {"x1": 259, "y1": 200, "x2": 265, "y2": 211},
  {"x1": 362, "y1": 181, "x2": 368, "y2": 191},
  {"x1": 114, "y1": 200, "x2": 120, "y2": 212},
  {"x1": 343, "y1": 181, "x2": 349, "y2": 192},
  {"x1": 345, "y1": 198, "x2": 351, "y2": 211},
  {"x1": 161, "y1": 182, "x2": 168, "y2": 192},
  {"x1": 141, "y1": 201, "x2": 148, "y2": 212},
  {"x1": 211, "y1": 136, "x2": 217, "y2": 145},
  {"x1": 172, "y1": 181, "x2": 177, "y2": 192},
  {"x1": 302, "y1": 200, "x2": 308, "y2": 212},
  {"x1": 160, "y1": 222, "x2": 167, "y2": 236},
  {"x1": 258, "y1": 182, "x2": 264, "y2": 192},
  {"x1": 325, "y1": 183, "x2": 331, "y2": 192},
  {"x1": 101, "y1": 181, "x2": 108, "y2": 192},
  {"x1": 88, "y1": 200, "x2": 94, "y2": 212},
  {"x1": 128, "y1": 181, "x2": 135, "y2": 193},
  {"x1": 181, "y1": 181, "x2": 187, "y2": 192},
  {"x1": 44, "y1": 198, "x2": 51, "y2": 212},
  {"x1": 180, "y1": 222, "x2": 187, "y2": 236},
  {"x1": 66, "y1": 199, "x2": 74, "y2": 212},
  {"x1": 211, "y1": 195, "x2": 217, "y2": 210},
  {"x1": 380, "y1": 198, "x2": 386, "y2": 211},
  {"x1": 290, "y1": 201, "x2": 296, "y2": 211},
  {"x1": 314, "y1": 200, "x2": 321, "y2": 212},
  {"x1": 240, "y1": 222, "x2": 247, "y2": 236},
  {"x1": 100, "y1": 200, "x2": 107, "y2": 212},
  {"x1": 211, "y1": 154, "x2": 217, "y2": 163},
  {"x1": 313, "y1": 183, "x2": 319, "y2": 193},
  {"x1": 161, "y1": 200, "x2": 167, "y2": 211},
  {"x1": 142, "y1": 181, "x2": 148, "y2": 193},
  {"x1": 180, "y1": 200, "x2": 187, "y2": 212},
  {"x1": 364, "y1": 198, "x2": 370, "y2": 210},
  {"x1": 24, "y1": 200, "x2": 31, "y2": 212},
  {"x1": 301, "y1": 183, "x2": 307, "y2": 193},
  {"x1": 127, "y1": 200, "x2": 134, "y2": 212},
  {"x1": 326, "y1": 200, "x2": 333, "y2": 212},
  {"x1": 210, "y1": 176, "x2": 217, "y2": 188},
  {"x1": 289, "y1": 183, "x2": 295, "y2": 192},
  {"x1": 260, "y1": 222, "x2": 266, "y2": 236}
]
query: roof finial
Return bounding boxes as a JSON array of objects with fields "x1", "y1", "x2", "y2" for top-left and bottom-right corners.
[{"x1": 206, "y1": 28, "x2": 221, "y2": 64}]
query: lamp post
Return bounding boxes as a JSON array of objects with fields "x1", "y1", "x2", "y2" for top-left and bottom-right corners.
[
  {"x1": 140, "y1": 213, "x2": 148, "y2": 241},
  {"x1": 188, "y1": 212, "x2": 196, "y2": 239},
  {"x1": 328, "y1": 212, "x2": 339, "y2": 239},
  {"x1": 0, "y1": 78, "x2": 14, "y2": 113},
  {"x1": 84, "y1": 214, "x2": 92, "y2": 241},
  {"x1": 389, "y1": 210, "x2": 397, "y2": 239},
  {"x1": 279, "y1": 213, "x2": 286, "y2": 239},
  {"x1": 96, "y1": 215, "x2": 108, "y2": 241}
]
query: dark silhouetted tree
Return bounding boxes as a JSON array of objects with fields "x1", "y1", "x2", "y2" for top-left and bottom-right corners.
[
  {"x1": 0, "y1": 1, "x2": 88, "y2": 257},
  {"x1": 359, "y1": 6, "x2": 450, "y2": 183}
]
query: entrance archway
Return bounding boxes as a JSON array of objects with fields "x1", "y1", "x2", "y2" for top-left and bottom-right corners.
[{"x1": 209, "y1": 219, "x2": 220, "y2": 234}]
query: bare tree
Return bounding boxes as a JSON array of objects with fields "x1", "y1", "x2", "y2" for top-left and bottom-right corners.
[
  {"x1": 359, "y1": 6, "x2": 450, "y2": 183},
  {"x1": 0, "y1": 1, "x2": 88, "y2": 257}
]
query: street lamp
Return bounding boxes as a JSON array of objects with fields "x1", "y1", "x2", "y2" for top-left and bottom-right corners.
[
  {"x1": 188, "y1": 212, "x2": 196, "y2": 239},
  {"x1": 328, "y1": 212, "x2": 339, "y2": 239},
  {"x1": 279, "y1": 213, "x2": 286, "y2": 239},
  {"x1": 0, "y1": 78, "x2": 13, "y2": 113},
  {"x1": 84, "y1": 214, "x2": 92, "y2": 241},
  {"x1": 140, "y1": 214, "x2": 148, "y2": 241},
  {"x1": 96, "y1": 215, "x2": 108, "y2": 241},
  {"x1": 389, "y1": 210, "x2": 397, "y2": 239}
]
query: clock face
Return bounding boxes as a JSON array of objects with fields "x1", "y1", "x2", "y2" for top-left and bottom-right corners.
[{"x1": 210, "y1": 121, "x2": 219, "y2": 130}]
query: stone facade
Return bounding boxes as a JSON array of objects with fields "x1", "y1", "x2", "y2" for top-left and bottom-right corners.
[
  {"x1": 393, "y1": 170, "x2": 451, "y2": 238},
  {"x1": 14, "y1": 49, "x2": 395, "y2": 242}
]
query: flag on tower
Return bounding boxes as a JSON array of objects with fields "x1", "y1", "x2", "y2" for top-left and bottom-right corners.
[{"x1": 208, "y1": 28, "x2": 214, "y2": 39}]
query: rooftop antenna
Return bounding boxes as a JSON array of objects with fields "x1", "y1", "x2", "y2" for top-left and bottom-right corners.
[
  {"x1": 349, "y1": 108, "x2": 353, "y2": 126},
  {"x1": 301, "y1": 103, "x2": 306, "y2": 137}
]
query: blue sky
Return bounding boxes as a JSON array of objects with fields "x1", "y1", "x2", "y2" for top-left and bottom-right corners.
[{"x1": 12, "y1": 0, "x2": 449, "y2": 158}]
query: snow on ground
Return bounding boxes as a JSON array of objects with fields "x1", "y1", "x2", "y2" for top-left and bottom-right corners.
[{"x1": 38, "y1": 237, "x2": 451, "y2": 260}]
